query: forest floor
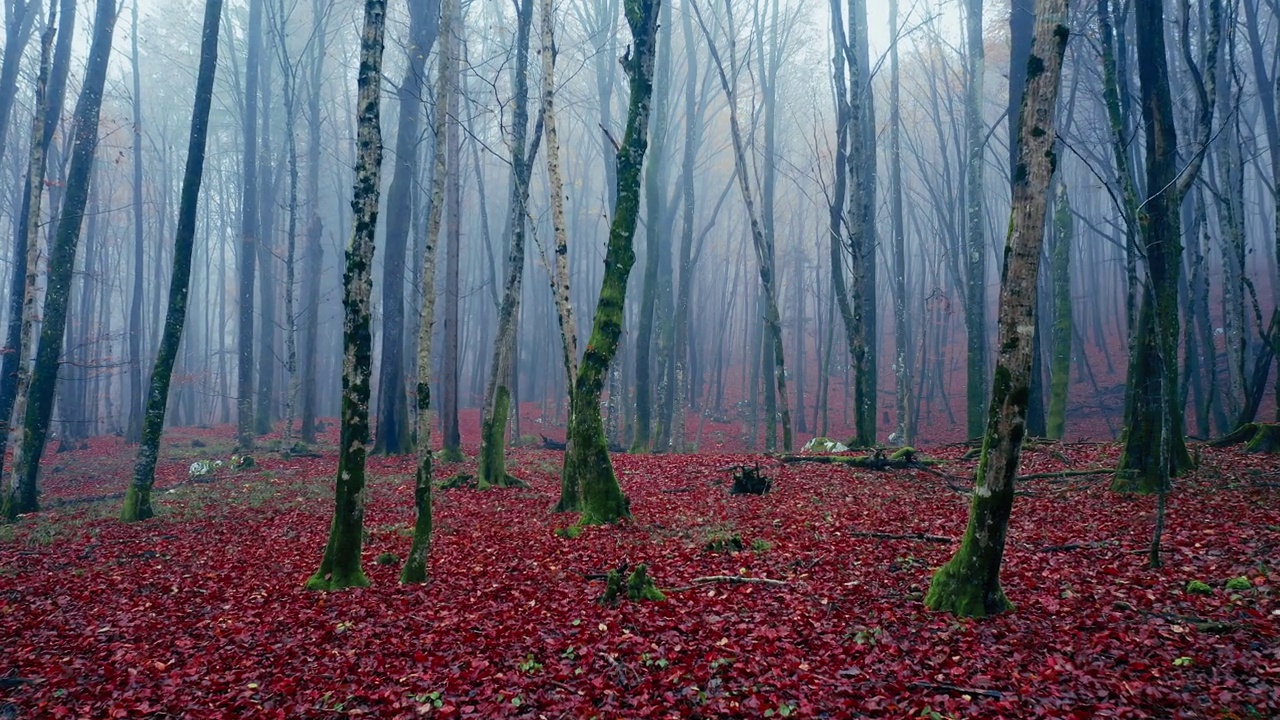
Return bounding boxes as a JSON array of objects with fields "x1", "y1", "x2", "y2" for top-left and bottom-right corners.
[{"x1": 0, "y1": 417, "x2": 1277, "y2": 718}]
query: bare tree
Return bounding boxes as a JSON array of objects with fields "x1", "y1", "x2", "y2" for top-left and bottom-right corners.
[
  {"x1": 4, "y1": 0, "x2": 120, "y2": 518},
  {"x1": 556, "y1": 0, "x2": 661, "y2": 522},
  {"x1": 122, "y1": 0, "x2": 224, "y2": 521},
  {"x1": 925, "y1": 0, "x2": 1069, "y2": 616},
  {"x1": 403, "y1": 0, "x2": 453, "y2": 585},
  {"x1": 306, "y1": 0, "x2": 387, "y2": 592}
]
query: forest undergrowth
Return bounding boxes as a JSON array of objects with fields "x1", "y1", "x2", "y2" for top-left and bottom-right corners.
[{"x1": 0, "y1": 413, "x2": 1276, "y2": 718}]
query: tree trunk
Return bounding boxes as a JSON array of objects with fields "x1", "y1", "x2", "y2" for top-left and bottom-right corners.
[
  {"x1": 477, "y1": 0, "x2": 538, "y2": 489},
  {"x1": 0, "y1": 0, "x2": 75, "y2": 468},
  {"x1": 888, "y1": 0, "x2": 911, "y2": 446},
  {"x1": 401, "y1": 0, "x2": 451, "y2": 585},
  {"x1": 925, "y1": 2, "x2": 1068, "y2": 617},
  {"x1": 298, "y1": 0, "x2": 327, "y2": 445},
  {"x1": 374, "y1": 0, "x2": 436, "y2": 455},
  {"x1": 1047, "y1": 185, "x2": 1073, "y2": 439},
  {"x1": 306, "y1": 0, "x2": 386, "y2": 592},
  {"x1": 126, "y1": 0, "x2": 145, "y2": 443},
  {"x1": 0, "y1": 0, "x2": 37, "y2": 159},
  {"x1": 4, "y1": 0, "x2": 119, "y2": 518},
  {"x1": 439, "y1": 14, "x2": 464, "y2": 463},
  {"x1": 556, "y1": 0, "x2": 660, "y2": 521},
  {"x1": 962, "y1": 0, "x2": 988, "y2": 439},
  {"x1": 1, "y1": 8, "x2": 55, "y2": 518},
  {"x1": 1115, "y1": 0, "x2": 1220, "y2": 493},
  {"x1": 540, "y1": 0, "x2": 579, "y2": 392},
  {"x1": 693, "y1": 0, "x2": 792, "y2": 452},
  {"x1": 237, "y1": 0, "x2": 263, "y2": 449},
  {"x1": 121, "y1": 0, "x2": 223, "y2": 522}
]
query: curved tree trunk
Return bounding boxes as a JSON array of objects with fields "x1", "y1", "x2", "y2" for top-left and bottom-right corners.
[
  {"x1": 477, "y1": 0, "x2": 538, "y2": 489},
  {"x1": 122, "y1": 0, "x2": 223, "y2": 521}
]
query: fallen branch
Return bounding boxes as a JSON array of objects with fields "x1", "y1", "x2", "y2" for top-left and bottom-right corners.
[
  {"x1": 664, "y1": 575, "x2": 789, "y2": 592},
  {"x1": 1016, "y1": 468, "x2": 1114, "y2": 481},
  {"x1": 1037, "y1": 541, "x2": 1115, "y2": 553},
  {"x1": 908, "y1": 681, "x2": 1003, "y2": 699},
  {"x1": 850, "y1": 531, "x2": 953, "y2": 544},
  {"x1": 1112, "y1": 601, "x2": 1236, "y2": 634},
  {"x1": 660, "y1": 486, "x2": 696, "y2": 494},
  {"x1": 779, "y1": 450, "x2": 937, "y2": 470}
]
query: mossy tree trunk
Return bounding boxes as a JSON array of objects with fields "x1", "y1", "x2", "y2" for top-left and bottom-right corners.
[
  {"x1": 5, "y1": 0, "x2": 118, "y2": 520},
  {"x1": 122, "y1": 0, "x2": 222, "y2": 522},
  {"x1": 477, "y1": 0, "x2": 538, "y2": 489},
  {"x1": 1046, "y1": 184, "x2": 1073, "y2": 439},
  {"x1": 556, "y1": 0, "x2": 661, "y2": 521},
  {"x1": 1114, "y1": 0, "x2": 1220, "y2": 494},
  {"x1": 400, "y1": 0, "x2": 450, "y2": 584},
  {"x1": 307, "y1": 0, "x2": 386, "y2": 591},
  {"x1": 925, "y1": 3, "x2": 1068, "y2": 618}
]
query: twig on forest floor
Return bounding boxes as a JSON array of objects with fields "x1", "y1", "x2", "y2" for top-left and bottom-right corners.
[
  {"x1": 664, "y1": 575, "x2": 789, "y2": 592},
  {"x1": 1037, "y1": 541, "x2": 1117, "y2": 552},
  {"x1": 849, "y1": 531, "x2": 953, "y2": 544},
  {"x1": 545, "y1": 679, "x2": 580, "y2": 695},
  {"x1": 1112, "y1": 601, "x2": 1237, "y2": 633},
  {"x1": 908, "y1": 681, "x2": 1004, "y2": 699},
  {"x1": 1017, "y1": 468, "x2": 1114, "y2": 481},
  {"x1": 660, "y1": 486, "x2": 696, "y2": 494}
]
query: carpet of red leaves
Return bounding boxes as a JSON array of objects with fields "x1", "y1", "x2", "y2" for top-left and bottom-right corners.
[{"x1": 1, "y1": 422, "x2": 1277, "y2": 718}]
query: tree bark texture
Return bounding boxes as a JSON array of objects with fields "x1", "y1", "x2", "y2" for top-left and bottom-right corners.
[
  {"x1": 5, "y1": 0, "x2": 118, "y2": 518},
  {"x1": 557, "y1": 0, "x2": 661, "y2": 522},
  {"x1": 307, "y1": 0, "x2": 386, "y2": 591},
  {"x1": 925, "y1": 1, "x2": 1069, "y2": 618}
]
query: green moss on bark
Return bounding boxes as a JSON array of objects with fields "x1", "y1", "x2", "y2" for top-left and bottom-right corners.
[
  {"x1": 601, "y1": 563, "x2": 665, "y2": 603},
  {"x1": 120, "y1": 483, "x2": 153, "y2": 522},
  {"x1": 1245, "y1": 423, "x2": 1280, "y2": 453},
  {"x1": 478, "y1": 385, "x2": 521, "y2": 488}
]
